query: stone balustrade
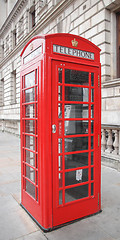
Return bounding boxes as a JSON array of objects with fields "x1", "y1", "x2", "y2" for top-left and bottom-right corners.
[
  {"x1": 101, "y1": 125, "x2": 120, "y2": 155},
  {"x1": 101, "y1": 125, "x2": 120, "y2": 171}
]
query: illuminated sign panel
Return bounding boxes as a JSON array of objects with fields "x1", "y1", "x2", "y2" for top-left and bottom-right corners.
[{"x1": 53, "y1": 44, "x2": 94, "y2": 60}]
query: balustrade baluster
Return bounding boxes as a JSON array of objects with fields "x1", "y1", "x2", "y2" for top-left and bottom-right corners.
[
  {"x1": 105, "y1": 129, "x2": 113, "y2": 153},
  {"x1": 112, "y1": 130, "x2": 119, "y2": 155},
  {"x1": 101, "y1": 129, "x2": 106, "y2": 152}
]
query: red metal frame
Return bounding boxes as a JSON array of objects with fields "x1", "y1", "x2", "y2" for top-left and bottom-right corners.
[{"x1": 20, "y1": 33, "x2": 101, "y2": 231}]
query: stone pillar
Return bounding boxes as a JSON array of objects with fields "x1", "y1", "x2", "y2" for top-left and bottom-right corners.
[
  {"x1": 105, "y1": 129, "x2": 113, "y2": 153},
  {"x1": 101, "y1": 129, "x2": 106, "y2": 152},
  {"x1": 113, "y1": 130, "x2": 119, "y2": 155}
]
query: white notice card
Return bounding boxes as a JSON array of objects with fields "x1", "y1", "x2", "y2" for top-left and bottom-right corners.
[{"x1": 76, "y1": 169, "x2": 83, "y2": 181}]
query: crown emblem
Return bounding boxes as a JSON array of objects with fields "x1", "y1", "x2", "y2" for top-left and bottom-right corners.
[{"x1": 71, "y1": 38, "x2": 78, "y2": 47}]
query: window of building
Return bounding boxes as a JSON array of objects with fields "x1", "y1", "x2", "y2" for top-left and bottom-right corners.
[
  {"x1": 29, "y1": 4, "x2": 35, "y2": 29},
  {"x1": 11, "y1": 70, "x2": 16, "y2": 104},
  {"x1": 19, "y1": 16, "x2": 24, "y2": 35},
  {"x1": 57, "y1": 16, "x2": 63, "y2": 33},
  {"x1": 6, "y1": 35, "x2": 9, "y2": 52},
  {"x1": 117, "y1": 12, "x2": 120, "y2": 78},
  {"x1": 0, "y1": 78, "x2": 4, "y2": 106},
  {"x1": 1, "y1": 43, "x2": 4, "y2": 58},
  {"x1": 32, "y1": 10, "x2": 35, "y2": 28},
  {"x1": 13, "y1": 28, "x2": 17, "y2": 48}
]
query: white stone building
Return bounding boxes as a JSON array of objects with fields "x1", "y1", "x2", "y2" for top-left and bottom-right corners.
[{"x1": 0, "y1": 0, "x2": 120, "y2": 168}]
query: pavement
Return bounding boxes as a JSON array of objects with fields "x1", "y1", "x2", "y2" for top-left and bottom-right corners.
[{"x1": 0, "y1": 131, "x2": 120, "y2": 240}]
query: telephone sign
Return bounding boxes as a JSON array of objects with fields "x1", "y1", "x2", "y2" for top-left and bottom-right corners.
[{"x1": 20, "y1": 33, "x2": 101, "y2": 231}]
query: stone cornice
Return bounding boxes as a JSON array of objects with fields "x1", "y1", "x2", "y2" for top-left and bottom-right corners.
[
  {"x1": 0, "y1": 0, "x2": 27, "y2": 37},
  {"x1": 0, "y1": 0, "x2": 74, "y2": 68}
]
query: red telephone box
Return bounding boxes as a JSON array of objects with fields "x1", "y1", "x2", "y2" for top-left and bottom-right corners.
[{"x1": 20, "y1": 33, "x2": 101, "y2": 231}]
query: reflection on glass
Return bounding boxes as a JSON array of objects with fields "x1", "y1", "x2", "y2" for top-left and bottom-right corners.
[
  {"x1": 65, "y1": 152, "x2": 88, "y2": 169},
  {"x1": 65, "y1": 184, "x2": 88, "y2": 203},
  {"x1": 91, "y1": 167, "x2": 94, "y2": 180},
  {"x1": 91, "y1": 73, "x2": 94, "y2": 86},
  {"x1": 91, "y1": 136, "x2": 94, "y2": 149},
  {"x1": 58, "y1": 86, "x2": 62, "y2": 101},
  {"x1": 25, "y1": 135, "x2": 35, "y2": 151},
  {"x1": 65, "y1": 104, "x2": 88, "y2": 119},
  {"x1": 26, "y1": 165, "x2": 35, "y2": 183},
  {"x1": 65, "y1": 137, "x2": 88, "y2": 152},
  {"x1": 58, "y1": 156, "x2": 62, "y2": 171},
  {"x1": 65, "y1": 168, "x2": 88, "y2": 186},
  {"x1": 25, "y1": 120, "x2": 35, "y2": 134},
  {"x1": 91, "y1": 120, "x2": 94, "y2": 134},
  {"x1": 91, "y1": 183, "x2": 94, "y2": 196},
  {"x1": 25, "y1": 71, "x2": 35, "y2": 88},
  {"x1": 65, "y1": 120, "x2": 88, "y2": 135},
  {"x1": 25, "y1": 150, "x2": 35, "y2": 167},
  {"x1": 59, "y1": 173, "x2": 63, "y2": 188},
  {"x1": 65, "y1": 69, "x2": 89, "y2": 85},
  {"x1": 91, "y1": 105, "x2": 94, "y2": 118},
  {"x1": 26, "y1": 180, "x2": 35, "y2": 199},
  {"x1": 58, "y1": 138, "x2": 62, "y2": 153},
  {"x1": 65, "y1": 87, "x2": 88, "y2": 102},
  {"x1": 59, "y1": 190, "x2": 62, "y2": 205},
  {"x1": 91, "y1": 152, "x2": 94, "y2": 165},
  {"x1": 25, "y1": 88, "x2": 35, "y2": 103},
  {"x1": 91, "y1": 89, "x2": 94, "y2": 102},
  {"x1": 58, "y1": 103, "x2": 62, "y2": 118},
  {"x1": 25, "y1": 104, "x2": 35, "y2": 118},
  {"x1": 58, "y1": 68, "x2": 62, "y2": 83}
]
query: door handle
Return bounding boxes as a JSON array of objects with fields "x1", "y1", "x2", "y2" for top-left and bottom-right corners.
[{"x1": 52, "y1": 124, "x2": 56, "y2": 133}]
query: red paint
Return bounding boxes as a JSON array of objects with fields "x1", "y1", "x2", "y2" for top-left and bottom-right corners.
[{"x1": 20, "y1": 33, "x2": 101, "y2": 231}]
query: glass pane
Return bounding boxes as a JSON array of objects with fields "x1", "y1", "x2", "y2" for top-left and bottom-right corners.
[
  {"x1": 65, "y1": 120, "x2": 88, "y2": 135},
  {"x1": 91, "y1": 167, "x2": 94, "y2": 180},
  {"x1": 91, "y1": 89, "x2": 94, "y2": 102},
  {"x1": 58, "y1": 156, "x2": 62, "y2": 171},
  {"x1": 25, "y1": 104, "x2": 35, "y2": 118},
  {"x1": 65, "y1": 137, "x2": 88, "y2": 152},
  {"x1": 59, "y1": 190, "x2": 62, "y2": 205},
  {"x1": 25, "y1": 71, "x2": 35, "y2": 88},
  {"x1": 26, "y1": 165, "x2": 35, "y2": 183},
  {"x1": 65, "y1": 168, "x2": 88, "y2": 186},
  {"x1": 58, "y1": 85, "x2": 62, "y2": 101},
  {"x1": 65, "y1": 152, "x2": 88, "y2": 169},
  {"x1": 26, "y1": 180, "x2": 35, "y2": 199},
  {"x1": 91, "y1": 136, "x2": 94, "y2": 149},
  {"x1": 91, "y1": 73, "x2": 94, "y2": 86},
  {"x1": 91, "y1": 183, "x2": 94, "y2": 196},
  {"x1": 65, "y1": 87, "x2": 88, "y2": 102},
  {"x1": 58, "y1": 121, "x2": 62, "y2": 136},
  {"x1": 65, "y1": 104, "x2": 89, "y2": 119},
  {"x1": 59, "y1": 173, "x2": 62, "y2": 188},
  {"x1": 25, "y1": 135, "x2": 35, "y2": 151},
  {"x1": 91, "y1": 105, "x2": 94, "y2": 118},
  {"x1": 91, "y1": 152, "x2": 94, "y2": 165},
  {"x1": 25, "y1": 88, "x2": 35, "y2": 103},
  {"x1": 58, "y1": 138, "x2": 62, "y2": 153},
  {"x1": 91, "y1": 120, "x2": 94, "y2": 134},
  {"x1": 65, "y1": 69, "x2": 89, "y2": 85},
  {"x1": 65, "y1": 184, "x2": 88, "y2": 203},
  {"x1": 58, "y1": 103, "x2": 62, "y2": 118},
  {"x1": 58, "y1": 68, "x2": 62, "y2": 83},
  {"x1": 25, "y1": 120, "x2": 35, "y2": 134},
  {"x1": 25, "y1": 150, "x2": 35, "y2": 167}
]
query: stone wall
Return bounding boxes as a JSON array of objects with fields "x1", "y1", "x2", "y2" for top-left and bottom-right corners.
[{"x1": 0, "y1": 0, "x2": 120, "y2": 135}]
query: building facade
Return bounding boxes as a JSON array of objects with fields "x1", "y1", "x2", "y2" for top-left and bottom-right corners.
[{"x1": 0, "y1": 0, "x2": 120, "y2": 168}]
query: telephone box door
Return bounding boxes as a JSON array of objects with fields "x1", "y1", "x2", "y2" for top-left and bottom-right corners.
[{"x1": 52, "y1": 60, "x2": 101, "y2": 227}]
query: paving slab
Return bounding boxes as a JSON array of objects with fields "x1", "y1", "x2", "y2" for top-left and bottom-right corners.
[{"x1": 0, "y1": 132, "x2": 120, "y2": 240}]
